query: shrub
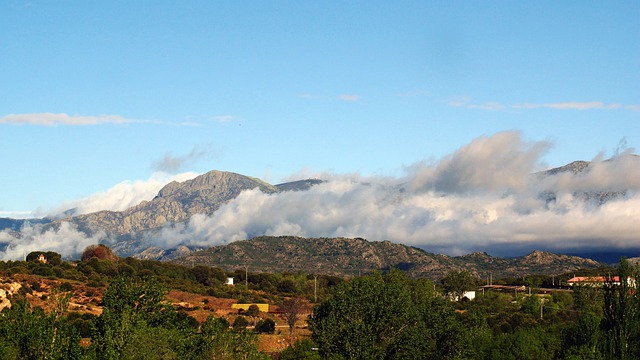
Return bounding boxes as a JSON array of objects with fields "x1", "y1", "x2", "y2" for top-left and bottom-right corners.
[
  {"x1": 255, "y1": 318, "x2": 276, "y2": 334},
  {"x1": 233, "y1": 316, "x2": 248, "y2": 331},
  {"x1": 246, "y1": 304, "x2": 260, "y2": 317},
  {"x1": 59, "y1": 282, "x2": 74, "y2": 292}
]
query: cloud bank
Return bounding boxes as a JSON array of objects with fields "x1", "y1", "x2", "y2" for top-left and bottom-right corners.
[
  {"x1": 149, "y1": 131, "x2": 640, "y2": 256},
  {"x1": 0, "y1": 222, "x2": 106, "y2": 261},
  {"x1": 2, "y1": 131, "x2": 639, "y2": 259}
]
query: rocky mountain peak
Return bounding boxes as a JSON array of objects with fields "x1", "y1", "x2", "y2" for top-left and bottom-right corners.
[
  {"x1": 157, "y1": 181, "x2": 182, "y2": 198},
  {"x1": 65, "y1": 170, "x2": 280, "y2": 242}
]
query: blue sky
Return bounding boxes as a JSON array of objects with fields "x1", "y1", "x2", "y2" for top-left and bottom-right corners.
[{"x1": 1, "y1": 1, "x2": 639, "y2": 218}]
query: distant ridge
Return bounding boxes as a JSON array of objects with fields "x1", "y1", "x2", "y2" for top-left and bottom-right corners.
[
  {"x1": 0, "y1": 217, "x2": 51, "y2": 232},
  {"x1": 171, "y1": 236, "x2": 605, "y2": 280}
]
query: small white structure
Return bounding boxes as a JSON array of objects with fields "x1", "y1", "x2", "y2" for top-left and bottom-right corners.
[
  {"x1": 448, "y1": 290, "x2": 476, "y2": 302},
  {"x1": 226, "y1": 277, "x2": 234, "y2": 285},
  {"x1": 462, "y1": 291, "x2": 476, "y2": 300}
]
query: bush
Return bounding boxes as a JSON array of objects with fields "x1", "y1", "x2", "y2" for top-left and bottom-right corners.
[
  {"x1": 246, "y1": 304, "x2": 260, "y2": 317},
  {"x1": 233, "y1": 316, "x2": 248, "y2": 331},
  {"x1": 255, "y1": 318, "x2": 276, "y2": 334},
  {"x1": 279, "y1": 339, "x2": 321, "y2": 360},
  {"x1": 59, "y1": 282, "x2": 74, "y2": 292}
]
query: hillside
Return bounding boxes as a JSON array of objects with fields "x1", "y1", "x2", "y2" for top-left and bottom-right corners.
[{"x1": 172, "y1": 236, "x2": 604, "y2": 280}]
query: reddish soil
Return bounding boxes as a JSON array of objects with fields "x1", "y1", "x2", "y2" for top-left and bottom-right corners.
[{"x1": 2, "y1": 275, "x2": 313, "y2": 355}]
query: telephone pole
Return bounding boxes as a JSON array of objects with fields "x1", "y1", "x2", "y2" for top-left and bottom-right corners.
[{"x1": 314, "y1": 274, "x2": 318, "y2": 303}]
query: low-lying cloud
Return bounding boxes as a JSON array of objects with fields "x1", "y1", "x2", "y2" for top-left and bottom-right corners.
[
  {"x1": 0, "y1": 222, "x2": 106, "y2": 261},
  {"x1": 2, "y1": 131, "x2": 639, "y2": 259},
  {"x1": 149, "y1": 131, "x2": 640, "y2": 256}
]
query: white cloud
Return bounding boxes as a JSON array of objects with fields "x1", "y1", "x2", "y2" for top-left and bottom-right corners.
[
  {"x1": 152, "y1": 145, "x2": 214, "y2": 173},
  {"x1": 339, "y1": 94, "x2": 360, "y2": 102},
  {"x1": 147, "y1": 132, "x2": 640, "y2": 255},
  {"x1": 211, "y1": 115, "x2": 240, "y2": 123},
  {"x1": 514, "y1": 102, "x2": 620, "y2": 110},
  {"x1": 449, "y1": 98, "x2": 632, "y2": 112},
  {"x1": 0, "y1": 113, "x2": 141, "y2": 126},
  {"x1": 406, "y1": 131, "x2": 551, "y2": 194},
  {"x1": 447, "y1": 98, "x2": 505, "y2": 111},
  {"x1": 0, "y1": 222, "x2": 106, "y2": 260},
  {"x1": 297, "y1": 93, "x2": 361, "y2": 101},
  {"x1": 0, "y1": 211, "x2": 33, "y2": 218},
  {"x1": 3, "y1": 131, "x2": 638, "y2": 258}
]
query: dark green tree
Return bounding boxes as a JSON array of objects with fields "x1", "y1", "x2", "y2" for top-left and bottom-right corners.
[
  {"x1": 91, "y1": 276, "x2": 170, "y2": 359},
  {"x1": 310, "y1": 270, "x2": 465, "y2": 359},
  {"x1": 26, "y1": 251, "x2": 62, "y2": 266},
  {"x1": 254, "y1": 318, "x2": 276, "y2": 334},
  {"x1": 0, "y1": 299, "x2": 82, "y2": 359},
  {"x1": 233, "y1": 316, "x2": 249, "y2": 331},
  {"x1": 246, "y1": 304, "x2": 260, "y2": 317},
  {"x1": 193, "y1": 316, "x2": 266, "y2": 360},
  {"x1": 279, "y1": 339, "x2": 321, "y2": 360},
  {"x1": 602, "y1": 257, "x2": 639, "y2": 360}
]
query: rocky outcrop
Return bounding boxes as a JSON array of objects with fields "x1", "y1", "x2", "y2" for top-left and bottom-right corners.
[{"x1": 0, "y1": 281, "x2": 22, "y2": 311}]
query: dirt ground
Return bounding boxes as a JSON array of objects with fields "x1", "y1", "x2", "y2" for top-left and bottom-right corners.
[{"x1": 2, "y1": 275, "x2": 312, "y2": 354}]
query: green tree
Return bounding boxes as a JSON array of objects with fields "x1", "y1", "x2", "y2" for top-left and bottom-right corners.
[
  {"x1": 279, "y1": 339, "x2": 321, "y2": 360},
  {"x1": 26, "y1": 251, "x2": 62, "y2": 265},
  {"x1": 91, "y1": 276, "x2": 170, "y2": 359},
  {"x1": 0, "y1": 300, "x2": 82, "y2": 359},
  {"x1": 441, "y1": 270, "x2": 478, "y2": 301},
  {"x1": 233, "y1": 316, "x2": 249, "y2": 331},
  {"x1": 254, "y1": 318, "x2": 276, "y2": 334},
  {"x1": 310, "y1": 270, "x2": 464, "y2": 359},
  {"x1": 602, "y1": 257, "x2": 639, "y2": 360},
  {"x1": 194, "y1": 316, "x2": 267, "y2": 360},
  {"x1": 246, "y1": 304, "x2": 260, "y2": 317}
]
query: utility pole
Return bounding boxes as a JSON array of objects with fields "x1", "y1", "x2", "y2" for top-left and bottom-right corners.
[
  {"x1": 244, "y1": 265, "x2": 248, "y2": 288},
  {"x1": 314, "y1": 274, "x2": 318, "y2": 303}
]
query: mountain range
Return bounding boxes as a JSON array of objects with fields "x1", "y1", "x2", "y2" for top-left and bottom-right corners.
[{"x1": 1, "y1": 157, "x2": 637, "y2": 275}]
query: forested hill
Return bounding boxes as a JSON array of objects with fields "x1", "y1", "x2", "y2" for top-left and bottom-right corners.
[{"x1": 172, "y1": 236, "x2": 604, "y2": 280}]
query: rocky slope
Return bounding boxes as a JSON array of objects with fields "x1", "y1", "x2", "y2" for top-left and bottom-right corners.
[
  {"x1": 64, "y1": 171, "x2": 278, "y2": 237},
  {"x1": 172, "y1": 236, "x2": 604, "y2": 280}
]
